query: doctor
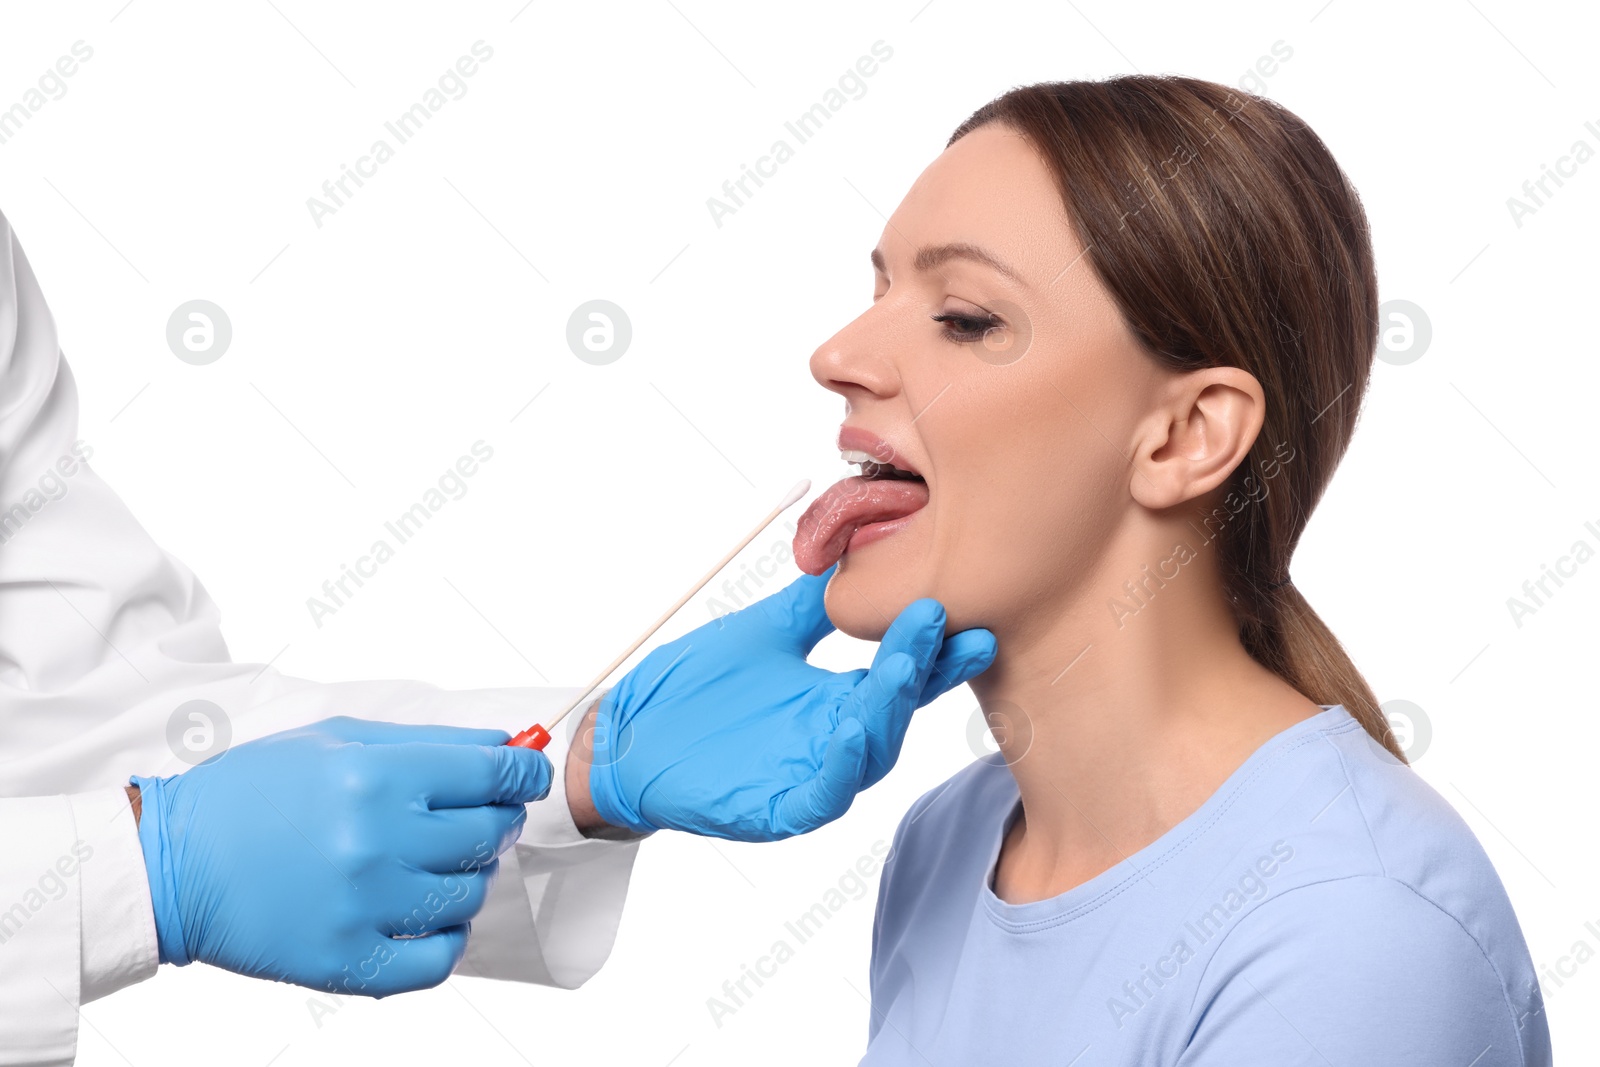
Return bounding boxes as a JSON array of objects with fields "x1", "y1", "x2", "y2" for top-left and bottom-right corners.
[{"x1": 0, "y1": 211, "x2": 997, "y2": 1066}]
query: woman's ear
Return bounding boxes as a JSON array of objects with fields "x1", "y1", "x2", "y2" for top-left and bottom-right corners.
[{"x1": 1129, "y1": 366, "x2": 1266, "y2": 511}]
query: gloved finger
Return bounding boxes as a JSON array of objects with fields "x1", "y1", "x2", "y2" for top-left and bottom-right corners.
[
  {"x1": 917, "y1": 628, "x2": 998, "y2": 706},
  {"x1": 740, "y1": 566, "x2": 838, "y2": 655},
  {"x1": 772, "y1": 716, "x2": 868, "y2": 838},
  {"x1": 838, "y1": 598, "x2": 946, "y2": 775},
  {"x1": 384, "y1": 864, "x2": 498, "y2": 938},
  {"x1": 401, "y1": 804, "x2": 527, "y2": 872},
  {"x1": 873, "y1": 597, "x2": 947, "y2": 688},
  {"x1": 310, "y1": 716, "x2": 511, "y2": 748},
  {"x1": 838, "y1": 651, "x2": 919, "y2": 784},
  {"x1": 870, "y1": 598, "x2": 940, "y2": 729},
  {"x1": 385, "y1": 743, "x2": 553, "y2": 809},
  {"x1": 359, "y1": 924, "x2": 471, "y2": 997}
]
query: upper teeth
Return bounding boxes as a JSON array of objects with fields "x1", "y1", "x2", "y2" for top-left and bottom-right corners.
[{"x1": 842, "y1": 449, "x2": 921, "y2": 481}]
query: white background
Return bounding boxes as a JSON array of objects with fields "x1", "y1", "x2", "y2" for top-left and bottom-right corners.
[{"x1": 2, "y1": 0, "x2": 1597, "y2": 1063}]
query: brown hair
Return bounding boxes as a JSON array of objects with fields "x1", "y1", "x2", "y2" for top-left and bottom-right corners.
[{"x1": 951, "y1": 76, "x2": 1406, "y2": 762}]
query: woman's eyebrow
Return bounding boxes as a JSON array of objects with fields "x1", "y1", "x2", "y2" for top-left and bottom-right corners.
[{"x1": 870, "y1": 242, "x2": 1025, "y2": 284}]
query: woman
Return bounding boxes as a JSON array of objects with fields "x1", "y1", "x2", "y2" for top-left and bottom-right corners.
[{"x1": 791, "y1": 76, "x2": 1551, "y2": 1064}]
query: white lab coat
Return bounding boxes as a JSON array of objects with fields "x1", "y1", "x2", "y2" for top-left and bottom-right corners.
[{"x1": 0, "y1": 213, "x2": 641, "y2": 1066}]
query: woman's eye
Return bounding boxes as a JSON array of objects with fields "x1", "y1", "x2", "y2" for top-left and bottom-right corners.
[{"x1": 932, "y1": 312, "x2": 1002, "y2": 344}]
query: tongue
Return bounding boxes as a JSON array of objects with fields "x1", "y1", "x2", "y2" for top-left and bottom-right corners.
[{"x1": 793, "y1": 475, "x2": 929, "y2": 576}]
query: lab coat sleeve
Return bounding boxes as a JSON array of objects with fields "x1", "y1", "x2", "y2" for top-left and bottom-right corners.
[
  {"x1": 70, "y1": 787, "x2": 160, "y2": 1004},
  {"x1": 0, "y1": 212, "x2": 640, "y2": 1061},
  {"x1": 454, "y1": 692, "x2": 647, "y2": 989},
  {"x1": 0, "y1": 795, "x2": 83, "y2": 1067},
  {"x1": 0, "y1": 786, "x2": 159, "y2": 1067}
]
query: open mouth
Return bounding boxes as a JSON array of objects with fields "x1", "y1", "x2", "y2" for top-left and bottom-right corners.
[{"x1": 792, "y1": 438, "x2": 930, "y2": 576}]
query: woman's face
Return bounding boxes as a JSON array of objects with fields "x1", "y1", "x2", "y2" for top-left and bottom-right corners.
[{"x1": 803, "y1": 123, "x2": 1171, "y2": 645}]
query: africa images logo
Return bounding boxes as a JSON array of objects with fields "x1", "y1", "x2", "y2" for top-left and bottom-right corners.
[{"x1": 1107, "y1": 840, "x2": 1295, "y2": 1028}]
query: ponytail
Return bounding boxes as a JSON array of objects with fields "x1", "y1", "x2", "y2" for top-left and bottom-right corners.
[{"x1": 1243, "y1": 584, "x2": 1406, "y2": 763}]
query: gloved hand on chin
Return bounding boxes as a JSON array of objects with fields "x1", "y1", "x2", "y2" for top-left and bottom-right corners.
[{"x1": 586, "y1": 565, "x2": 997, "y2": 841}]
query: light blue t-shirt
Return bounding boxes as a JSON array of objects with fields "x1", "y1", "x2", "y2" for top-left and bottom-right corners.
[{"x1": 864, "y1": 705, "x2": 1552, "y2": 1065}]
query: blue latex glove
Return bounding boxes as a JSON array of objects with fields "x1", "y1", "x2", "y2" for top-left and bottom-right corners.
[
  {"x1": 131, "y1": 717, "x2": 551, "y2": 997},
  {"x1": 587, "y1": 566, "x2": 997, "y2": 840}
]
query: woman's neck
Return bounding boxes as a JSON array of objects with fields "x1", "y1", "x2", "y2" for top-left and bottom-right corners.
[{"x1": 968, "y1": 557, "x2": 1322, "y2": 905}]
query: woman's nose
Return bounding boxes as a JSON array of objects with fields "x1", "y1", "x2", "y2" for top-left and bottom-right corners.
[{"x1": 809, "y1": 311, "x2": 900, "y2": 401}]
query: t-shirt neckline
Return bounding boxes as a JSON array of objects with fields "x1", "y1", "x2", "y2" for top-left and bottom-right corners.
[{"x1": 979, "y1": 704, "x2": 1357, "y2": 933}]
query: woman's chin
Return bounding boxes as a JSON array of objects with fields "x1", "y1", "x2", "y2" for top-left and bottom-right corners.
[{"x1": 822, "y1": 559, "x2": 921, "y2": 642}]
